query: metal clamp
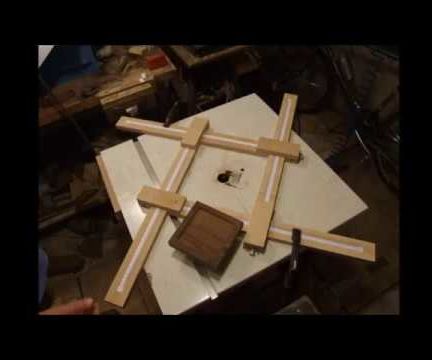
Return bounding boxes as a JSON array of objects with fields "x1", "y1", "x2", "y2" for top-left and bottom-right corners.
[{"x1": 284, "y1": 228, "x2": 301, "y2": 289}]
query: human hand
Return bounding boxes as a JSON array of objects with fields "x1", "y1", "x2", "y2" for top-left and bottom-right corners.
[{"x1": 40, "y1": 298, "x2": 99, "y2": 315}]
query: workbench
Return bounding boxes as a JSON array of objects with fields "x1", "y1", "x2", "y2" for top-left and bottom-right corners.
[
  {"x1": 97, "y1": 93, "x2": 367, "y2": 314},
  {"x1": 39, "y1": 47, "x2": 177, "y2": 127}
]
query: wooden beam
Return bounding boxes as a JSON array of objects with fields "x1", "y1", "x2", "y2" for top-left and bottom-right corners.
[
  {"x1": 117, "y1": 117, "x2": 185, "y2": 140},
  {"x1": 170, "y1": 45, "x2": 249, "y2": 68},
  {"x1": 256, "y1": 137, "x2": 300, "y2": 162},
  {"x1": 243, "y1": 94, "x2": 297, "y2": 251},
  {"x1": 116, "y1": 116, "x2": 301, "y2": 161},
  {"x1": 181, "y1": 117, "x2": 209, "y2": 148},
  {"x1": 138, "y1": 186, "x2": 186, "y2": 215},
  {"x1": 117, "y1": 116, "x2": 258, "y2": 155},
  {"x1": 105, "y1": 137, "x2": 198, "y2": 307}
]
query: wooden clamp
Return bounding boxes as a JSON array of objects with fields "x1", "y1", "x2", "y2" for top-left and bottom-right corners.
[
  {"x1": 102, "y1": 92, "x2": 375, "y2": 309},
  {"x1": 256, "y1": 137, "x2": 300, "y2": 162},
  {"x1": 116, "y1": 117, "x2": 302, "y2": 162},
  {"x1": 138, "y1": 186, "x2": 186, "y2": 215},
  {"x1": 178, "y1": 201, "x2": 376, "y2": 262},
  {"x1": 243, "y1": 94, "x2": 298, "y2": 252},
  {"x1": 181, "y1": 117, "x2": 209, "y2": 148},
  {"x1": 105, "y1": 125, "x2": 199, "y2": 307}
]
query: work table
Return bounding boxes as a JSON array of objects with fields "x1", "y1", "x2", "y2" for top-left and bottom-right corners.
[{"x1": 97, "y1": 93, "x2": 367, "y2": 314}]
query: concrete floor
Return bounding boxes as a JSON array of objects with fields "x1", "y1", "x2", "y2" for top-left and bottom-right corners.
[
  {"x1": 39, "y1": 105, "x2": 399, "y2": 315},
  {"x1": 298, "y1": 111, "x2": 399, "y2": 314}
]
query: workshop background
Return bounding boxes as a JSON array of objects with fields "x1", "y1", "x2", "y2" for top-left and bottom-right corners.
[{"x1": 38, "y1": 45, "x2": 399, "y2": 314}]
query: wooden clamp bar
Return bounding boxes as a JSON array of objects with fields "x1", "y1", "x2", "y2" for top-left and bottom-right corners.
[
  {"x1": 105, "y1": 207, "x2": 168, "y2": 307},
  {"x1": 138, "y1": 186, "x2": 186, "y2": 215},
  {"x1": 243, "y1": 94, "x2": 298, "y2": 252},
  {"x1": 181, "y1": 117, "x2": 209, "y2": 148},
  {"x1": 256, "y1": 137, "x2": 300, "y2": 162},
  {"x1": 117, "y1": 116, "x2": 186, "y2": 140},
  {"x1": 105, "y1": 125, "x2": 198, "y2": 307},
  {"x1": 244, "y1": 200, "x2": 274, "y2": 250},
  {"x1": 178, "y1": 201, "x2": 375, "y2": 262},
  {"x1": 266, "y1": 222, "x2": 375, "y2": 262},
  {"x1": 116, "y1": 117, "x2": 301, "y2": 161}
]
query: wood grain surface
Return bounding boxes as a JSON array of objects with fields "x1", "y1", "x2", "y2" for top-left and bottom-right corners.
[{"x1": 169, "y1": 202, "x2": 243, "y2": 272}]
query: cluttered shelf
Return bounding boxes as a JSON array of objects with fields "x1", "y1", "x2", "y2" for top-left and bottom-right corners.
[{"x1": 39, "y1": 45, "x2": 177, "y2": 127}]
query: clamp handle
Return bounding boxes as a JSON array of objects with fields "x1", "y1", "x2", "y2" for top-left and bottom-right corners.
[{"x1": 284, "y1": 228, "x2": 301, "y2": 289}]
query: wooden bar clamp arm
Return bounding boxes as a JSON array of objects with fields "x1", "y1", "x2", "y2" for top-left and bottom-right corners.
[
  {"x1": 256, "y1": 137, "x2": 301, "y2": 162},
  {"x1": 138, "y1": 186, "x2": 186, "y2": 215},
  {"x1": 182, "y1": 117, "x2": 209, "y2": 148}
]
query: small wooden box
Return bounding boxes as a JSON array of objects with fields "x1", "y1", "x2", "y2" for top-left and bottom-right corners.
[{"x1": 168, "y1": 202, "x2": 243, "y2": 273}]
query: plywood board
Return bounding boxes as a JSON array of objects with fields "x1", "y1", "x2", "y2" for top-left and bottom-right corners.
[
  {"x1": 137, "y1": 94, "x2": 368, "y2": 295},
  {"x1": 100, "y1": 141, "x2": 152, "y2": 237}
]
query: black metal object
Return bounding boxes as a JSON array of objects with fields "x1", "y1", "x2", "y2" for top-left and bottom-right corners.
[
  {"x1": 164, "y1": 100, "x2": 179, "y2": 127},
  {"x1": 284, "y1": 228, "x2": 301, "y2": 289}
]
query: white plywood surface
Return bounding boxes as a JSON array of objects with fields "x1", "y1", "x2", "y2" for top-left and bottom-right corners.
[
  {"x1": 100, "y1": 140, "x2": 150, "y2": 238},
  {"x1": 137, "y1": 94, "x2": 367, "y2": 294},
  {"x1": 100, "y1": 141, "x2": 211, "y2": 314},
  {"x1": 178, "y1": 94, "x2": 277, "y2": 138}
]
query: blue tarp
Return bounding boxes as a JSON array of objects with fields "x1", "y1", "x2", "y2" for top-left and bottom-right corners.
[{"x1": 39, "y1": 45, "x2": 100, "y2": 87}]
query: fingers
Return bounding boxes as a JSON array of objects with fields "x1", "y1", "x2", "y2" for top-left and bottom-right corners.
[
  {"x1": 40, "y1": 298, "x2": 98, "y2": 315},
  {"x1": 93, "y1": 302, "x2": 100, "y2": 315}
]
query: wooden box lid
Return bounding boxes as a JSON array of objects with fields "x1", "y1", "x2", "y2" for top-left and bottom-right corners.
[{"x1": 168, "y1": 202, "x2": 243, "y2": 272}]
